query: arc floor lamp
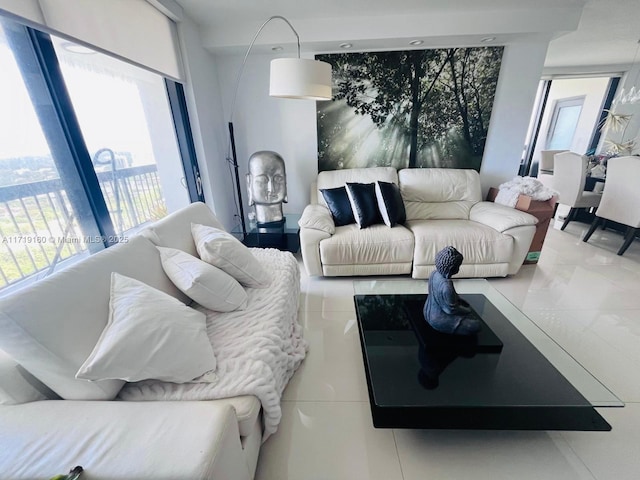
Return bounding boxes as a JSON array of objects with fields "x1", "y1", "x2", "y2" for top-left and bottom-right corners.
[{"x1": 228, "y1": 15, "x2": 333, "y2": 238}]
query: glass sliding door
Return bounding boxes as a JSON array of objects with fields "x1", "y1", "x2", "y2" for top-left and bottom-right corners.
[
  {"x1": 0, "y1": 14, "x2": 201, "y2": 294},
  {"x1": 51, "y1": 36, "x2": 190, "y2": 235},
  {"x1": 0, "y1": 19, "x2": 103, "y2": 293}
]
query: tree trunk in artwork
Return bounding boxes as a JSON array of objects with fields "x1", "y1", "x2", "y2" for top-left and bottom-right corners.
[
  {"x1": 448, "y1": 52, "x2": 473, "y2": 152},
  {"x1": 408, "y1": 52, "x2": 424, "y2": 168}
]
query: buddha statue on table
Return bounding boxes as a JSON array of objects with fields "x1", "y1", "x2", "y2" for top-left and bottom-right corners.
[
  {"x1": 423, "y1": 246, "x2": 481, "y2": 336},
  {"x1": 246, "y1": 151, "x2": 287, "y2": 225}
]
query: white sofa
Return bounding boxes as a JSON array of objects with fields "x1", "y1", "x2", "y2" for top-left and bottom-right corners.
[
  {"x1": 0, "y1": 202, "x2": 303, "y2": 480},
  {"x1": 299, "y1": 167, "x2": 538, "y2": 278}
]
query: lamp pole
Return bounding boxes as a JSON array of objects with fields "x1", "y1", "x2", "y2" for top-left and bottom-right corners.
[
  {"x1": 227, "y1": 122, "x2": 246, "y2": 237},
  {"x1": 227, "y1": 16, "x2": 303, "y2": 239}
]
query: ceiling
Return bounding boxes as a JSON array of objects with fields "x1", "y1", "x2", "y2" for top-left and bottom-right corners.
[
  {"x1": 175, "y1": 0, "x2": 640, "y2": 69},
  {"x1": 543, "y1": 0, "x2": 640, "y2": 68}
]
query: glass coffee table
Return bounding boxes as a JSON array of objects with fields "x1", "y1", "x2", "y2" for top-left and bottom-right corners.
[{"x1": 354, "y1": 279, "x2": 622, "y2": 431}]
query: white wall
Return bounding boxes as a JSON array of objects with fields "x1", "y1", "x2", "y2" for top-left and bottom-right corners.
[
  {"x1": 215, "y1": 52, "x2": 319, "y2": 218},
  {"x1": 176, "y1": 13, "x2": 237, "y2": 229},
  {"x1": 530, "y1": 77, "x2": 610, "y2": 165},
  {"x1": 214, "y1": 40, "x2": 550, "y2": 218},
  {"x1": 480, "y1": 41, "x2": 549, "y2": 194}
]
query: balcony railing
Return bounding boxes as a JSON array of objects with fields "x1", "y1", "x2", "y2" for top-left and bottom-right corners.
[{"x1": 0, "y1": 164, "x2": 166, "y2": 292}]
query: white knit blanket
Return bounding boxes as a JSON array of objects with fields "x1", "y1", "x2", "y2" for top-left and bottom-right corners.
[
  {"x1": 118, "y1": 248, "x2": 307, "y2": 440},
  {"x1": 494, "y1": 176, "x2": 556, "y2": 208}
]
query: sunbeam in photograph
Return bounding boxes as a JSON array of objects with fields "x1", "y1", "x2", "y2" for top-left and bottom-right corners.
[{"x1": 317, "y1": 47, "x2": 504, "y2": 172}]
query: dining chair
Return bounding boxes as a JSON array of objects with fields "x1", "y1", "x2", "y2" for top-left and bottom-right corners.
[
  {"x1": 553, "y1": 151, "x2": 602, "y2": 231},
  {"x1": 537, "y1": 149, "x2": 568, "y2": 189},
  {"x1": 540, "y1": 149, "x2": 568, "y2": 174},
  {"x1": 583, "y1": 156, "x2": 640, "y2": 255}
]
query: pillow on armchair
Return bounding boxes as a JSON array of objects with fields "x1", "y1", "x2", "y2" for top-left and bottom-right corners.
[
  {"x1": 320, "y1": 186, "x2": 355, "y2": 226},
  {"x1": 346, "y1": 182, "x2": 383, "y2": 229},
  {"x1": 375, "y1": 181, "x2": 406, "y2": 227}
]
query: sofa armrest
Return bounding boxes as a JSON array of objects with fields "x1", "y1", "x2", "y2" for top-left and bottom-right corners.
[
  {"x1": 299, "y1": 205, "x2": 333, "y2": 276},
  {"x1": 470, "y1": 202, "x2": 538, "y2": 233},
  {"x1": 298, "y1": 204, "x2": 335, "y2": 235}
]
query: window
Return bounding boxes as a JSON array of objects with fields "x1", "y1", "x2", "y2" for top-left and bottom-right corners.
[
  {"x1": 0, "y1": 16, "x2": 201, "y2": 294},
  {"x1": 545, "y1": 97, "x2": 585, "y2": 150},
  {"x1": 52, "y1": 36, "x2": 190, "y2": 234}
]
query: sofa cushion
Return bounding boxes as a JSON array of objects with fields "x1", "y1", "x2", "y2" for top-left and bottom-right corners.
[
  {"x1": 399, "y1": 168, "x2": 482, "y2": 220},
  {"x1": 320, "y1": 186, "x2": 355, "y2": 226},
  {"x1": 0, "y1": 236, "x2": 187, "y2": 400},
  {"x1": 346, "y1": 182, "x2": 382, "y2": 228},
  {"x1": 141, "y1": 202, "x2": 225, "y2": 257},
  {"x1": 408, "y1": 219, "x2": 513, "y2": 267},
  {"x1": 316, "y1": 167, "x2": 398, "y2": 207},
  {"x1": 192, "y1": 224, "x2": 271, "y2": 288},
  {"x1": 375, "y1": 181, "x2": 406, "y2": 227},
  {"x1": 76, "y1": 273, "x2": 217, "y2": 383},
  {"x1": 320, "y1": 223, "x2": 414, "y2": 266},
  {"x1": 158, "y1": 247, "x2": 248, "y2": 312},
  {"x1": 0, "y1": 400, "x2": 251, "y2": 480}
]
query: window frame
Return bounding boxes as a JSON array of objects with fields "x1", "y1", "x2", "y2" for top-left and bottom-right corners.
[{"x1": 0, "y1": 15, "x2": 202, "y2": 292}]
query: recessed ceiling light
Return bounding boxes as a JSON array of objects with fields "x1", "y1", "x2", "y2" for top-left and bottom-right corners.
[
  {"x1": 60, "y1": 41, "x2": 95, "y2": 54},
  {"x1": 480, "y1": 37, "x2": 496, "y2": 43},
  {"x1": 339, "y1": 43, "x2": 352, "y2": 49},
  {"x1": 409, "y1": 40, "x2": 424, "y2": 46},
  {"x1": 271, "y1": 46, "x2": 284, "y2": 52}
]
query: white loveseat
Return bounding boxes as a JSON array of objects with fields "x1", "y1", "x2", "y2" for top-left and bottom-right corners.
[
  {"x1": 299, "y1": 167, "x2": 538, "y2": 278},
  {"x1": 0, "y1": 202, "x2": 304, "y2": 480}
]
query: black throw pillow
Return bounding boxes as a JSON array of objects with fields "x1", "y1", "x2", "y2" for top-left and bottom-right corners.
[
  {"x1": 321, "y1": 186, "x2": 355, "y2": 226},
  {"x1": 375, "y1": 181, "x2": 406, "y2": 227},
  {"x1": 345, "y1": 182, "x2": 383, "y2": 229}
]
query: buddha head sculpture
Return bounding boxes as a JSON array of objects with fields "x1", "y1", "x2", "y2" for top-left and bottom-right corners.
[
  {"x1": 246, "y1": 151, "x2": 287, "y2": 224},
  {"x1": 435, "y1": 246, "x2": 464, "y2": 279}
]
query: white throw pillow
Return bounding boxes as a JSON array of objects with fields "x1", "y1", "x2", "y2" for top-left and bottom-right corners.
[
  {"x1": 76, "y1": 273, "x2": 217, "y2": 383},
  {"x1": 157, "y1": 247, "x2": 247, "y2": 312},
  {"x1": 191, "y1": 223, "x2": 271, "y2": 288}
]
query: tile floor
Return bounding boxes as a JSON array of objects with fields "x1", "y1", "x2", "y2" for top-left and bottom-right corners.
[{"x1": 255, "y1": 219, "x2": 640, "y2": 480}]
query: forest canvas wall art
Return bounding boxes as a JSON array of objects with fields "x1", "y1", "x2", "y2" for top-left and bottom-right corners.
[{"x1": 316, "y1": 47, "x2": 504, "y2": 172}]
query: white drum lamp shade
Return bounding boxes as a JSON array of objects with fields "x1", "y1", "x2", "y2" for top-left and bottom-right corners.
[
  {"x1": 229, "y1": 15, "x2": 333, "y2": 239},
  {"x1": 269, "y1": 58, "x2": 332, "y2": 100}
]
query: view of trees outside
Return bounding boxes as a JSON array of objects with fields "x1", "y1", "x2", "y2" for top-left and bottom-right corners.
[{"x1": 317, "y1": 47, "x2": 504, "y2": 172}]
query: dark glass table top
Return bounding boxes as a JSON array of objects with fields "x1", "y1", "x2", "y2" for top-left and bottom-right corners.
[
  {"x1": 353, "y1": 280, "x2": 621, "y2": 431},
  {"x1": 231, "y1": 213, "x2": 301, "y2": 236}
]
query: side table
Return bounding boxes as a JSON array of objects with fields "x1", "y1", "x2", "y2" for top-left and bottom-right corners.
[{"x1": 232, "y1": 214, "x2": 300, "y2": 253}]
